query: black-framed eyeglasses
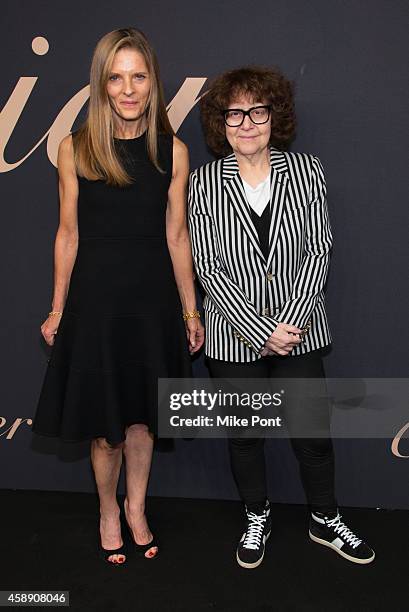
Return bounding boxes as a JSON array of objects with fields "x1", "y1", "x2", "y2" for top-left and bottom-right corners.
[{"x1": 221, "y1": 105, "x2": 271, "y2": 127}]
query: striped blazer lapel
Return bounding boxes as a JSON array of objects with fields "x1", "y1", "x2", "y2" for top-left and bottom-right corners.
[
  {"x1": 267, "y1": 148, "x2": 289, "y2": 270},
  {"x1": 222, "y1": 153, "x2": 265, "y2": 262}
]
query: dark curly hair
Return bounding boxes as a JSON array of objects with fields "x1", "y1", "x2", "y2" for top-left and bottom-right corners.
[{"x1": 200, "y1": 65, "x2": 296, "y2": 157}]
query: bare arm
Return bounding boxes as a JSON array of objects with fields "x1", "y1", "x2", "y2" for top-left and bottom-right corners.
[
  {"x1": 166, "y1": 136, "x2": 204, "y2": 354},
  {"x1": 41, "y1": 134, "x2": 79, "y2": 346}
]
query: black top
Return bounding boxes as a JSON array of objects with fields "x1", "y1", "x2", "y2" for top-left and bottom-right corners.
[
  {"x1": 77, "y1": 132, "x2": 173, "y2": 240},
  {"x1": 249, "y1": 203, "x2": 271, "y2": 261}
]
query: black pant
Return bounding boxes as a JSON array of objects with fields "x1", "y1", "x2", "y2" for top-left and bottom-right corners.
[{"x1": 207, "y1": 350, "x2": 337, "y2": 514}]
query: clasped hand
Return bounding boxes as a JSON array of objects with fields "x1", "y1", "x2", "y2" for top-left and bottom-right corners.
[{"x1": 260, "y1": 322, "x2": 303, "y2": 357}]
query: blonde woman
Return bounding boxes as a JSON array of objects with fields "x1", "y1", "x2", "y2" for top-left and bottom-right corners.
[{"x1": 33, "y1": 28, "x2": 204, "y2": 565}]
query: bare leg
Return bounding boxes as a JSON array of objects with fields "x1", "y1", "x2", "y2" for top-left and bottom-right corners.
[
  {"x1": 123, "y1": 424, "x2": 158, "y2": 558},
  {"x1": 91, "y1": 437, "x2": 125, "y2": 564}
]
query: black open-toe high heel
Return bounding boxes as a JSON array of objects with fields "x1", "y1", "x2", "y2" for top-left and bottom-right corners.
[
  {"x1": 131, "y1": 536, "x2": 158, "y2": 559},
  {"x1": 99, "y1": 542, "x2": 127, "y2": 565},
  {"x1": 124, "y1": 498, "x2": 158, "y2": 559}
]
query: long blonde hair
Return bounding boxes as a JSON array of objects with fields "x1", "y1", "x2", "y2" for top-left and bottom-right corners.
[{"x1": 73, "y1": 28, "x2": 173, "y2": 186}]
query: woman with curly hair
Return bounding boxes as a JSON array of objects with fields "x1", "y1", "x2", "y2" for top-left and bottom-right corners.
[{"x1": 188, "y1": 66, "x2": 374, "y2": 569}]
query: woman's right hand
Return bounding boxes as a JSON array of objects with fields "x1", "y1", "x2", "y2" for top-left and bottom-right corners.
[
  {"x1": 263, "y1": 322, "x2": 303, "y2": 356},
  {"x1": 41, "y1": 314, "x2": 62, "y2": 346}
]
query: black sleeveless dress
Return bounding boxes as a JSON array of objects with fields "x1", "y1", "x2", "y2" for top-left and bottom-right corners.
[{"x1": 33, "y1": 132, "x2": 192, "y2": 444}]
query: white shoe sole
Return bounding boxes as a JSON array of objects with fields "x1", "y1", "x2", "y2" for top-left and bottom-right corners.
[
  {"x1": 236, "y1": 530, "x2": 271, "y2": 569},
  {"x1": 309, "y1": 530, "x2": 375, "y2": 565}
]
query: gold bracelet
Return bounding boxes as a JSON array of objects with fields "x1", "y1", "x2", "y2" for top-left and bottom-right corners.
[
  {"x1": 183, "y1": 309, "x2": 201, "y2": 321},
  {"x1": 48, "y1": 311, "x2": 63, "y2": 317}
]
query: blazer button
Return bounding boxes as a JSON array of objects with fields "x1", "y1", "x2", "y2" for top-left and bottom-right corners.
[{"x1": 267, "y1": 272, "x2": 274, "y2": 281}]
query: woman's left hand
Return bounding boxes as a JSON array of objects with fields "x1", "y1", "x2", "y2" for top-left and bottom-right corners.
[
  {"x1": 185, "y1": 318, "x2": 205, "y2": 354},
  {"x1": 260, "y1": 346, "x2": 275, "y2": 357}
]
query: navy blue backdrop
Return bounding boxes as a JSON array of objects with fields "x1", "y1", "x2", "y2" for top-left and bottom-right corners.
[{"x1": 0, "y1": 0, "x2": 408, "y2": 508}]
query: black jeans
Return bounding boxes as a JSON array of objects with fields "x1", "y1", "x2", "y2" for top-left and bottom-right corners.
[{"x1": 207, "y1": 350, "x2": 337, "y2": 514}]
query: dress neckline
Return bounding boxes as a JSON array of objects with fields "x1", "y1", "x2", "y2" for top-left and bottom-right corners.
[{"x1": 114, "y1": 131, "x2": 147, "y2": 142}]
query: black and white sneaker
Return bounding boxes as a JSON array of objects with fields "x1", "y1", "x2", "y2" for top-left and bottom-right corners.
[
  {"x1": 236, "y1": 500, "x2": 272, "y2": 569},
  {"x1": 309, "y1": 510, "x2": 375, "y2": 564}
]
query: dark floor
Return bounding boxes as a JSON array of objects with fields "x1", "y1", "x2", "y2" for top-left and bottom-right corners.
[{"x1": 0, "y1": 490, "x2": 407, "y2": 611}]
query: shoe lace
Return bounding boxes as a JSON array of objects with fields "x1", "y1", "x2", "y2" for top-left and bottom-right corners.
[
  {"x1": 326, "y1": 514, "x2": 362, "y2": 549},
  {"x1": 243, "y1": 512, "x2": 266, "y2": 550}
]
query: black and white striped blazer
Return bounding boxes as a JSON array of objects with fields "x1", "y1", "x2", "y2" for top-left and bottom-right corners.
[{"x1": 188, "y1": 146, "x2": 332, "y2": 362}]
